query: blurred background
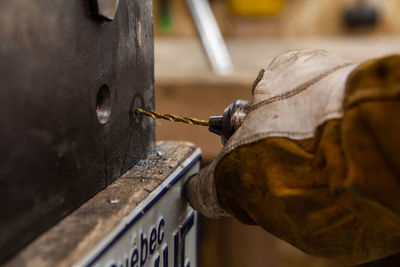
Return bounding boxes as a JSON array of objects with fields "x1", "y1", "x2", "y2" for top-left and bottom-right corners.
[{"x1": 153, "y1": 0, "x2": 400, "y2": 266}]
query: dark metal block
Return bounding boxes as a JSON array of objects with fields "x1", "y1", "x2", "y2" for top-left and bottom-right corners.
[{"x1": 0, "y1": 0, "x2": 154, "y2": 262}]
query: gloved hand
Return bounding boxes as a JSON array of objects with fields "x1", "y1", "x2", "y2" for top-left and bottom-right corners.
[{"x1": 185, "y1": 49, "x2": 400, "y2": 264}]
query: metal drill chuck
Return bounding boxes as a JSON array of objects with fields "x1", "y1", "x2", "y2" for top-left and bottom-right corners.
[{"x1": 208, "y1": 100, "x2": 252, "y2": 145}]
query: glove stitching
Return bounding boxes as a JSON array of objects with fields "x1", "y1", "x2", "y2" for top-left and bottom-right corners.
[
  {"x1": 249, "y1": 63, "x2": 354, "y2": 113},
  {"x1": 223, "y1": 112, "x2": 343, "y2": 154}
]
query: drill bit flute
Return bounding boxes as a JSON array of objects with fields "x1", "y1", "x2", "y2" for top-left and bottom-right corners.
[
  {"x1": 136, "y1": 108, "x2": 210, "y2": 126},
  {"x1": 136, "y1": 99, "x2": 251, "y2": 145}
]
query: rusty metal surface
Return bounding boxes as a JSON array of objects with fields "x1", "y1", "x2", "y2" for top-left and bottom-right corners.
[{"x1": 0, "y1": 0, "x2": 154, "y2": 262}]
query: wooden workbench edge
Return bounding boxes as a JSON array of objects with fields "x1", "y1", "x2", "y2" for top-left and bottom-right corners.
[{"x1": 5, "y1": 141, "x2": 198, "y2": 267}]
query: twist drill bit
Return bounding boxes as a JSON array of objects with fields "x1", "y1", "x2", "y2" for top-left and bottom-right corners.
[{"x1": 136, "y1": 108, "x2": 211, "y2": 126}]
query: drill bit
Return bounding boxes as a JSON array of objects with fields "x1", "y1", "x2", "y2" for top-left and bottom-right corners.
[{"x1": 136, "y1": 108, "x2": 211, "y2": 126}]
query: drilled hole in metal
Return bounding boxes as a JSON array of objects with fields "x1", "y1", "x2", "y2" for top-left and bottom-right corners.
[{"x1": 96, "y1": 85, "x2": 112, "y2": 124}]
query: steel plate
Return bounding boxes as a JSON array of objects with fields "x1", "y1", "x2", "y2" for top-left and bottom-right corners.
[{"x1": 0, "y1": 0, "x2": 154, "y2": 261}]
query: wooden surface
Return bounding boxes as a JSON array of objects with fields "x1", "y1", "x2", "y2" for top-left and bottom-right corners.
[{"x1": 5, "y1": 141, "x2": 196, "y2": 267}]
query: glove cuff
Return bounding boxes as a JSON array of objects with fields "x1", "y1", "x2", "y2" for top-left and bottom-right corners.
[{"x1": 185, "y1": 160, "x2": 230, "y2": 218}]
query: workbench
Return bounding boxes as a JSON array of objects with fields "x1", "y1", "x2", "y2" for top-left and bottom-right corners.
[{"x1": 5, "y1": 141, "x2": 200, "y2": 267}]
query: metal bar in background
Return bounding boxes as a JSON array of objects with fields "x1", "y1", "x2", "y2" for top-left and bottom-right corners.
[{"x1": 186, "y1": 0, "x2": 234, "y2": 76}]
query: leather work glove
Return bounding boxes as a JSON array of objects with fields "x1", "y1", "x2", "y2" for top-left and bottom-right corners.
[{"x1": 185, "y1": 49, "x2": 400, "y2": 264}]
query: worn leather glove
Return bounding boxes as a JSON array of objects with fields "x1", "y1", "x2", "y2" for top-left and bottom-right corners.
[{"x1": 185, "y1": 49, "x2": 400, "y2": 264}]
